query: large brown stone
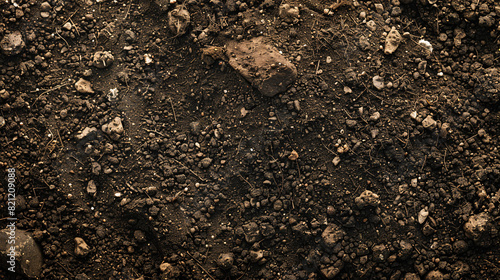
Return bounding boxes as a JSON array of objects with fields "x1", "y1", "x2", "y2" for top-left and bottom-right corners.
[
  {"x1": 0, "y1": 229, "x2": 43, "y2": 279},
  {"x1": 226, "y1": 37, "x2": 297, "y2": 97}
]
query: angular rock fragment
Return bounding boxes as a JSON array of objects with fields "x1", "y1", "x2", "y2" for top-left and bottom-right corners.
[
  {"x1": 464, "y1": 212, "x2": 496, "y2": 246},
  {"x1": 322, "y1": 224, "x2": 345, "y2": 248},
  {"x1": 0, "y1": 229, "x2": 43, "y2": 279},
  {"x1": 75, "y1": 78, "x2": 94, "y2": 94},
  {"x1": 92, "y1": 51, "x2": 114, "y2": 68},
  {"x1": 102, "y1": 117, "x2": 124, "y2": 140},
  {"x1": 168, "y1": 6, "x2": 190, "y2": 36},
  {"x1": 74, "y1": 237, "x2": 90, "y2": 256},
  {"x1": 279, "y1": 4, "x2": 300, "y2": 23},
  {"x1": 0, "y1": 31, "x2": 25, "y2": 56},
  {"x1": 385, "y1": 27, "x2": 402, "y2": 55},
  {"x1": 226, "y1": 37, "x2": 297, "y2": 97},
  {"x1": 355, "y1": 190, "x2": 380, "y2": 208}
]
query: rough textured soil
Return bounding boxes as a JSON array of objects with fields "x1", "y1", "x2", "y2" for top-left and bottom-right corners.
[{"x1": 0, "y1": 0, "x2": 499, "y2": 279}]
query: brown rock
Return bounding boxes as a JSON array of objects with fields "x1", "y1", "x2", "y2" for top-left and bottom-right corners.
[
  {"x1": 0, "y1": 229, "x2": 43, "y2": 278},
  {"x1": 226, "y1": 37, "x2": 297, "y2": 97},
  {"x1": 0, "y1": 31, "x2": 25, "y2": 56}
]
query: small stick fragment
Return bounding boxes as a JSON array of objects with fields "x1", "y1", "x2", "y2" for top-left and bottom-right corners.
[
  {"x1": 186, "y1": 252, "x2": 216, "y2": 280},
  {"x1": 169, "y1": 97, "x2": 177, "y2": 122}
]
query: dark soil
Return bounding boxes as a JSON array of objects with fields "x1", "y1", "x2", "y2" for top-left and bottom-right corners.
[{"x1": 1, "y1": 0, "x2": 499, "y2": 279}]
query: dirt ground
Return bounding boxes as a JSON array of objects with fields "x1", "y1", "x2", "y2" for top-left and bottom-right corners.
[{"x1": 0, "y1": 0, "x2": 499, "y2": 279}]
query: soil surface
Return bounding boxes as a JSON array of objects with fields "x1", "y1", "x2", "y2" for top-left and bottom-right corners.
[{"x1": 1, "y1": 0, "x2": 500, "y2": 279}]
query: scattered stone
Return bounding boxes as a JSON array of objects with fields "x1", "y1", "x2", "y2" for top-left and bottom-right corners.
[
  {"x1": 425, "y1": 270, "x2": 444, "y2": 280},
  {"x1": 322, "y1": 224, "x2": 345, "y2": 248},
  {"x1": 134, "y1": 230, "x2": 147, "y2": 243},
  {"x1": 87, "y1": 180, "x2": 97, "y2": 196},
  {"x1": 346, "y1": 120, "x2": 357, "y2": 127},
  {"x1": 168, "y1": 6, "x2": 190, "y2": 36},
  {"x1": 243, "y1": 222, "x2": 261, "y2": 243},
  {"x1": 91, "y1": 162, "x2": 101, "y2": 175},
  {"x1": 217, "y1": 253, "x2": 234, "y2": 270},
  {"x1": 373, "y1": 75, "x2": 384, "y2": 90},
  {"x1": 102, "y1": 117, "x2": 124, "y2": 140},
  {"x1": 418, "y1": 39, "x2": 433, "y2": 54},
  {"x1": 464, "y1": 212, "x2": 496, "y2": 246},
  {"x1": 369, "y1": 112, "x2": 380, "y2": 121},
  {"x1": 355, "y1": 190, "x2": 380, "y2": 208},
  {"x1": 226, "y1": 37, "x2": 297, "y2": 97},
  {"x1": 359, "y1": 35, "x2": 371, "y2": 51},
  {"x1": 404, "y1": 273, "x2": 421, "y2": 280},
  {"x1": 63, "y1": 22, "x2": 72, "y2": 31},
  {"x1": 0, "y1": 229, "x2": 43, "y2": 278},
  {"x1": 249, "y1": 250, "x2": 264, "y2": 263},
  {"x1": 422, "y1": 115, "x2": 437, "y2": 129},
  {"x1": 374, "y1": 3, "x2": 384, "y2": 13},
  {"x1": 440, "y1": 123, "x2": 450, "y2": 138},
  {"x1": 75, "y1": 78, "x2": 94, "y2": 94},
  {"x1": 76, "y1": 127, "x2": 97, "y2": 140},
  {"x1": 1, "y1": 31, "x2": 25, "y2": 56},
  {"x1": 0, "y1": 116, "x2": 5, "y2": 128},
  {"x1": 288, "y1": 150, "x2": 299, "y2": 161},
  {"x1": 40, "y1": 2, "x2": 51, "y2": 18},
  {"x1": 366, "y1": 20, "x2": 377, "y2": 31},
  {"x1": 190, "y1": 121, "x2": 201, "y2": 135},
  {"x1": 418, "y1": 207, "x2": 429, "y2": 224},
  {"x1": 200, "y1": 157, "x2": 212, "y2": 168},
  {"x1": 75, "y1": 273, "x2": 91, "y2": 280},
  {"x1": 279, "y1": 4, "x2": 300, "y2": 23},
  {"x1": 320, "y1": 261, "x2": 344, "y2": 279},
  {"x1": 74, "y1": 237, "x2": 90, "y2": 256},
  {"x1": 385, "y1": 27, "x2": 402, "y2": 55},
  {"x1": 332, "y1": 156, "x2": 341, "y2": 166},
  {"x1": 92, "y1": 51, "x2": 114, "y2": 68},
  {"x1": 160, "y1": 262, "x2": 181, "y2": 279},
  {"x1": 372, "y1": 244, "x2": 389, "y2": 262}
]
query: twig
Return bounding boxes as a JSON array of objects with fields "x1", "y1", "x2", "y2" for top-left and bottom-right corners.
[
  {"x1": 420, "y1": 155, "x2": 427, "y2": 172},
  {"x1": 55, "y1": 30, "x2": 70, "y2": 48},
  {"x1": 69, "y1": 18, "x2": 80, "y2": 36},
  {"x1": 124, "y1": 0, "x2": 132, "y2": 20},
  {"x1": 144, "y1": 128, "x2": 165, "y2": 137},
  {"x1": 56, "y1": 262, "x2": 74, "y2": 277},
  {"x1": 238, "y1": 173, "x2": 255, "y2": 190},
  {"x1": 173, "y1": 159, "x2": 206, "y2": 182},
  {"x1": 32, "y1": 82, "x2": 72, "y2": 107},
  {"x1": 169, "y1": 97, "x2": 177, "y2": 122},
  {"x1": 186, "y1": 252, "x2": 215, "y2": 280},
  {"x1": 443, "y1": 148, "x2": 448, "y2": 171}
]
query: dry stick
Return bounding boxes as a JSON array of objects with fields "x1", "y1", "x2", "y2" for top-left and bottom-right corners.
[
  {"x1": 56, "y1": 262, "x2": 74, "y2": 277},
  {"x1": 169, "y1": 97, "x2": 177, "y2": 122},
  {"x1": 124, "y1": 0, "x2": 132, "y2": 20},
  {"x1": 420, "y1": 155, "x2": 427, "y2": 172},
  {"x1": 186, "y1": 252, "x2": 216, "y2": 280},
  {"x1": 55, "y1": 30, "x2": 70, "y2": 48},
  {"x1": 443, "y1": 148, "x2": 448, "y2": 171},
  {"x1": 238, "y1": 173, "x2": 255, "y2": 190},
  {"x1": 173, "y1": 159, "x2": 206, "y2": 182},
  {"x1": 62, "y1": 9, "x2": 79, "y2": 25},
  {"x1": 69, "y1": 18, "x2": 80, "y2": 36}
]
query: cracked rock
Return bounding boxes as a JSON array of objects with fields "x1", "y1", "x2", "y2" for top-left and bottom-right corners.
[
  {"x1": 0, "y1": 229, "x2": 43, "y2": 278},
  {"x1": 355, "y1": 190, "x2": 380, "y2": 208},
  {"x1": 0, "y1": 31, "x2": 25, "y2": 56},
  {"x1": 102, "y1": 117, "x2": 124, "y2": 140}
]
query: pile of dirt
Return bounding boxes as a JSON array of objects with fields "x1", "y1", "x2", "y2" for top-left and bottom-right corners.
[{"x1": 0, "y1": 0, "x2": 499, "y2": 279}]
